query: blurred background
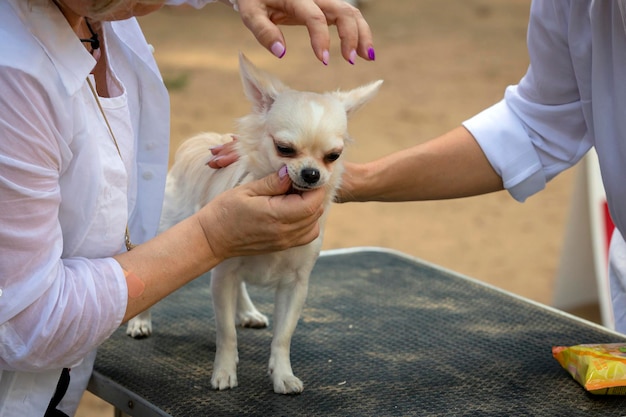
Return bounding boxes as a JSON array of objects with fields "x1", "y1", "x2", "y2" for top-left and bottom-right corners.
[{"x1": 78, "y1": 0, "x2": 587, "y2": 414}]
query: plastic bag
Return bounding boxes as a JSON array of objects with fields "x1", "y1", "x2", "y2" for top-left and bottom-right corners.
[{"x1": 553, "y1": 343, "x2": 626, "y2": 395}]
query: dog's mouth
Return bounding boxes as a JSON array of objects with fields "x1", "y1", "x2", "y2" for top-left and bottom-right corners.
[
  {"x1": 287, "y1": 184, "x2": 307, "y2": 196},
  {"x1": 283, "y1": 168, "x2": 326, "y2": 195},
  {"x1": 287, "y1": 181, "x2": 323, "y2": 196},
  {"x1": 286, "y1": 185, "x2": 301, "y2": 195}
]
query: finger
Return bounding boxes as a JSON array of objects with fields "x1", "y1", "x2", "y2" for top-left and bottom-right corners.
[
  {"x1": 206, "y1": 153, "x2": 238, "y2": 169},
  {"x1": 270, "y1": 187, "x2": 326, "y2": 224},
  {"x1": 207, "y1": 138, "x2": 240, "y2": 168},
  {"x1": 246, "y1": 167, "x2": 292, "y2": 197},
  {"x1": 288, "y1": 221, "x2": 321, "y2": 247},
  {"x1": 265, "y1": 219, "x2": 320, "y2": 252},
  {"x1": 320, "y1": 1, "x2": 374, "y2": 63},
  {"x1": 275, "y1": 208, "x2": 322, "y2": 247},
  {"x1": 206, "y1": 157, "x2": 222, "y2": 169},
  {"x1": 268, "y1": 0, "x2": 332, "y2": 63},
  {"x1": 236, "y1": 0, "x2": 288, "y2": 59},
  {"x1": 295, "y1": 3, "x2": 331, "y2": 64},
  {"x1": 207, "y1": 149, "x2": 239, "y2": 168},
  {"x1": 354, "y1": 14, "x2": 375, "y2": 61},
  {"x1": 239, "y1": 0, "x2": 331, "y2": 63},
  {"x1": 319, "y1": 0, "x2": 358, "y2": 63},
  {"x1": 300, "y1": 185, "x2": 327, "y2": 208},
  {"x1": 334, "y1": 12, "x2": 358, "y2": 63},
  {"x1": 209, "y1": 136, "x2": 238, "y2": 156}
]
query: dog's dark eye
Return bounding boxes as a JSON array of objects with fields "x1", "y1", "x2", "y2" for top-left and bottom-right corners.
[
  {"x1": 325, "y1": 152, "x2": 342, "y2": 163},
  {"x1": 276, "y1": 144, "x2": 296, "y2": 157}
]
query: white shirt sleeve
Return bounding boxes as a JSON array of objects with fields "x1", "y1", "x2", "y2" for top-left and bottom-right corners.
[
  {"x1": 463, "y1": 0, "x2": 592, "y2": 202},
  {"x1": 0, "y1": 68, "x2": 128, "y2": 371}
]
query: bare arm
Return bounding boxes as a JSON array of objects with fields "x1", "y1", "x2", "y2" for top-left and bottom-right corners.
[{"x1": 337, "y1": 126, "x2": 504, "y2": 203}]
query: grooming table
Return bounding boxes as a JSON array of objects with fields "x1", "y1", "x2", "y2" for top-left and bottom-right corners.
[{"x1": 89, "y1": 247, "x2": 626, "y2": 416}]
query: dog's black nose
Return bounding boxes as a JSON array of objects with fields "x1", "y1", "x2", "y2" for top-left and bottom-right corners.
[{"x1": 301, "y1": 168, "x2": 320, "y2": 184}]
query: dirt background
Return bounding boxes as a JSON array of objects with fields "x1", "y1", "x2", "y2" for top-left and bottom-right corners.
[{"x1": 77, "y1": 0, "x2": 592, "y2": 414}]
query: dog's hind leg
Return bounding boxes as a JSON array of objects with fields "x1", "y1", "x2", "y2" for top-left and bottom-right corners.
[
  {"x1": 268, "y1": 272, "x2": 310, "y2": 394},
  {"x1": 236, "y1": 282, "x2": 269, "y2": 328},
  {"x1": 126, "y1": 310, "x2": 152, "y2": 338},
  {"x1": 210, "y1": 268, "x2": 240, "y2": 390}
]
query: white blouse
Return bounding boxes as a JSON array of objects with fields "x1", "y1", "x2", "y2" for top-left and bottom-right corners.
[
  {"x1": 463, "y1": 0, "x2": 626, "y2": 332},
  {"x1": 0, "y1": 0, "x2": 175, "y2": 414},
  {"x1": 464, "y1": 0, "x2": 626, "y2": 239}
]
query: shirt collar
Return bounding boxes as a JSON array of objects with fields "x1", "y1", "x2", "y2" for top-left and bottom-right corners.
[{"x1": 8, "y1": 0, "x2": 96, "y2": 96}]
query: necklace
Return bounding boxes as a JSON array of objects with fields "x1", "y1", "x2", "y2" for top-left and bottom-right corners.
[
  {"x1": 86, "y1": 77, "x2": 136, "y2": 252},
  {"x1": 80, "y1": 18, "x2": 100, "y2": 52},
  {"x1": 50, "y1": 0, "x2": 100, "y2": 55}
]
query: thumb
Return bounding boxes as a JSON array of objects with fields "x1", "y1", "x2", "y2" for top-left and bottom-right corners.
[{"x1": 249, "y1": 165, "x2": 292, "y2": 196}]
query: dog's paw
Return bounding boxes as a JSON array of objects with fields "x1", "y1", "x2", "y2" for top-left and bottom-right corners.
[
  {"x1": 236, "y1": 309, "x2": 269, "y2": 328},
  {"x1": 211, "y1": 351, "x2": 239, "y2": 390},
  {"x1": 211, "y1": 368, "x2": 238, "y2": 390},
  {"x1": 126, "y1": 316, "x2": 152, "y2": 339},
  {"x1": 271, "y1": 373, "x2": 304, "y2": 394}
]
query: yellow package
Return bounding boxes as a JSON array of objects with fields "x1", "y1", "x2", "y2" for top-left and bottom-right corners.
[{"x1": 553, "y1": 343, "x2": 626, "y2": 395}]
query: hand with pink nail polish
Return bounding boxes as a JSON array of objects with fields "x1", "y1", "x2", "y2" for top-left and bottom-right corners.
[
  {"x1": 198, "y1": 168, "x2": 326, "y2": 259},
  {"x1": 207, "y1": 136, "x2": 240, "y2": 169},
  {"x1": 224, "y1": 0, "x2": 376, "y2": 65}
]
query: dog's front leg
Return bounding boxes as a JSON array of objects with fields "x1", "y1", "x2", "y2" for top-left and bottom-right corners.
[
  {"x1": 210, "y1": 268, "x2": 240, "y2": 390},
  {"x1": 268, "y1": 273, "x2": 310, "y2": 394}
]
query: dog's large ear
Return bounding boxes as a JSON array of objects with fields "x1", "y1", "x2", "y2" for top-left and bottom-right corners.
[
  {"x1": 333, "y1": 80, "x2": 383, "y2": 118},
  {"x1": 239, "y1": 53, "x2": 289, "y2": 114}
]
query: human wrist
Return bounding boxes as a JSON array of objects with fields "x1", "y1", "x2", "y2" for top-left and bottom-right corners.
[
  {"x1": 192, "y1": 207, "x2": 232, "y2": 265},
  {"x1": 338, "y1": 161, "x2": 370, "y2": 203}
]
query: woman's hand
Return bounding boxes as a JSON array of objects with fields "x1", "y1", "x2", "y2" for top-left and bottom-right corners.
[
  {"x1": 197, "y1": 167, "x2": 326, "y2": 260},
  {"x1": 207, "y1": 137, "x2": 239, "y2": 168},
  {"x1": 232, "y1": 0, "x2": 375, "y2": 65},
  {"x1": 116, "y1": 166, "x2": 325, "y2": 321}
]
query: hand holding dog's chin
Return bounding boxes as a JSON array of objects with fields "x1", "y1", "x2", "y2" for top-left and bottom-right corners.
[{"x1": 198, "y1": 173, "x2": 325, "y2": 260}]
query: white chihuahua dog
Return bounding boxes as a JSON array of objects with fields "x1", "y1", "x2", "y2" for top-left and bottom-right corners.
[{"x1": 127, "y1": 53, "x2": 382, "y2": 394}]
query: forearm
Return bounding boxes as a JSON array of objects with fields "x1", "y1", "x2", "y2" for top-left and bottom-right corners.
[
  {"x1": 114, "y1": 213, "x2": 221, "y2": 323},
  {"x1": 340, "y1": 126, "x2": 503, "y2": 202}
]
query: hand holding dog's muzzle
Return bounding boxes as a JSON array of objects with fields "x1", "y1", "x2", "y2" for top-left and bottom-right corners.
[{"x1": 199, "y1": 168, "x2": 324, "y2": 260}]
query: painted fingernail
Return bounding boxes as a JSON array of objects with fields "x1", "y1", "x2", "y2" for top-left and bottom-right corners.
[
  {"x1": 279, "y1": 165, "x2": 288, "y2": 179},
  {"x1": 209, "y1": 145, "x2": 223, "y2": 154},
  {"x1": 271, "y1": 41, "x2": 286, "y2": 59},
  {"x1": 348, "y1": 49, "x2": 357, "y2": 65},
  {"x1": 207, "y1": 156, "x2": 222, "y2": 166},
  {"x1": 322, "y1": 50, "x2": 330, "y2": 66},
  {"x1": 367, "y1": 47, "x2": 376, "y2": 61}
]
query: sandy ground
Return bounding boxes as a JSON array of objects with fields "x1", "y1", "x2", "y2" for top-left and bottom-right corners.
[{"x1": 77, "y1": 0, "x2": 593, "y2": 414}]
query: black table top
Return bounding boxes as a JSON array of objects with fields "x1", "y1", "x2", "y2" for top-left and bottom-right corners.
[{"x1": 89, "y1": 247, "x2": 626, "y2": 416}]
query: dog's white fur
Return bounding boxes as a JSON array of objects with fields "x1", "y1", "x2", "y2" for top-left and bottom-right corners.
[{"x1": 127, "y1": 53, "x2": 382, "y2": 394}]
